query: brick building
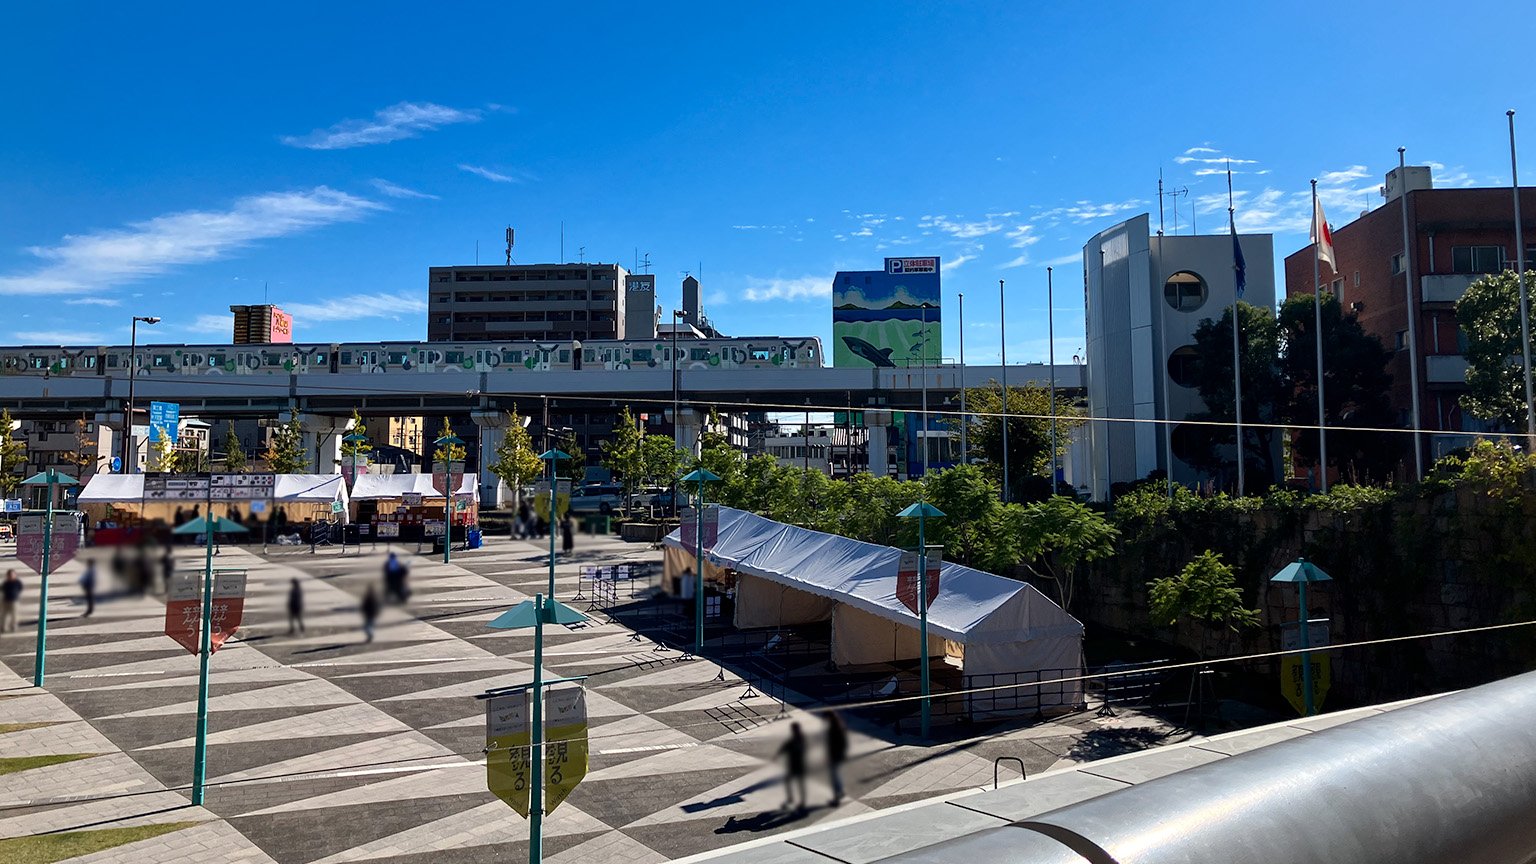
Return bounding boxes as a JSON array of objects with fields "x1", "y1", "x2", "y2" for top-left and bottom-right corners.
[{"x1": 1284, "y1": 166, "x2": 1536, "y2": 461}]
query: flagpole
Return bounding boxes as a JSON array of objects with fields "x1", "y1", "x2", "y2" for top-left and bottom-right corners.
[
  {"x1": 1399, "y1": 147, "x2": 1424, "y2": 480},
  {"x1": 1229, "y1": 167, "x2": 1246, "y2": 495},
  {"x1": 1154, "y1": 233, "x2": 1174, "y2": 498},
  {"x1": 1312, "y1": 179, "x2": 1329, "y2": 492},
  {"x1": 1509, "y1": 109, "x2": 1536, "y2": 450},
  {"x1": 1047, "y1": 267, "x2": 1060, "y2": 491}
]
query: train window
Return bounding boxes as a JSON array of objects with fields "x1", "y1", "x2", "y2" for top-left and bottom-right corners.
[
  {"x1": 751, "y1": 349, "x2": 772, "y2": 361},
  {"x1": 263, "y1": 353, "x2": 282, "y2": 366},
  {"x1": 313, "y1": 352, "x2": 327, "y2": 365},
  {"x1": 105, "y1": 354, "x2": 119, "y2": 368},
  {"x1": 502, "y1": 350, "x2": 522, "y2": 363},
  {"x1": 388, "y1": 352, "x2": 408, "y2": 364},
  {"x1": 153, "y1": 354, "x2": 173, "y2": 367},
  {"x1": 208, "y1": 354, "x2": 224, "y2": 367},
  {"x1": 583, "y1": 349, "x2": 596, "y2": 362},
  {"x1": 632, "y1": 349, "x2": 651, "y2": 362},
  {"x1": 557, "y1": 350, "x2": 570, "y2": 363},
  {"x1": 56, "y1": 357, "x2": 70, "y2": 369},
  {"x1": 83, "y1": 356, "x2": 96, "y2": 368},
  {"x1": 445, "y1": 351, "x2": 463, "y2": 364},
  {"x1": 690, "y1": 348, "x2": 709, "y2": 361}
]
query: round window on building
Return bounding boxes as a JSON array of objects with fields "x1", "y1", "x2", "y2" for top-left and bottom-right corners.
[
  {"x1": 1166, "y1": 345, "x2": 1200, "y2": 388},
  {"x1": 1170, "y1": 422, "x2": 1218, "y2": 465},
  {"x1": 1164, "y1": 271, "x2": 1208, "y2": 312}
]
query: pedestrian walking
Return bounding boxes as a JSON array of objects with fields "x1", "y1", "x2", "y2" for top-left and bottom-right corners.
[
  {"x1": 516, "y1": 502, "x2": 531, "y2": 539},
  {"x1": 79, "y1": 560, "x2": 97, "y2": 618},
  {"x1": 777, "y1": 722, "x2": 808, "y2": 812},
  {"x1": 287, "y1": 578, "x2": 305, "y2": 635},
  {"x1": 360, "y1": 584, "x2": 380, "y2": 643},
  {"x1": 561, "y1": 514, "x2": 574, "y2": 554},
  {"x1": 161, "y1": 548, "x2": 175, "y2": 595},
  {"x1": 1, "y1": 570, "x2": 21, "y2": 633},
  {"x1": 825, "y1": 710, "x2": 849, "y2": 806},
  {"x1": 383, "y1": 552, "x2": 411, "y2": 604}
]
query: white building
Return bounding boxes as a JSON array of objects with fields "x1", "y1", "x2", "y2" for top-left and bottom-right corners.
[{"x1": 1083, "y1": 214, "x2": 1275, "y2": 499}]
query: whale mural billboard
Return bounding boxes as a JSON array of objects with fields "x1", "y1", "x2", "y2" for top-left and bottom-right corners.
[{"x1": 832, "y1": 257, "x2": 942, "y2": 368}]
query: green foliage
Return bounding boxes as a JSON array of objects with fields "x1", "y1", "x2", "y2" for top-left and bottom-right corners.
[
  {"x1": 1277, "y1": 293, "x2": 1401, "y2": 482},
  {"x1": 221, "y1": 420, "x2": 247, "y2": 473},
  {"x1": 1016, "y1": 495, "x2": 1118, "y2": 611},
  {"x1": 173, "y1": 448, "x2": 209, "y2": 474},
  {"x1": 146, "y1": 426, "x2": 177, "y2": 473},
  {"x1": 1148, "y1": 550, "x2": 1261, "y2": 633},
  {"x1": 263, "y1": 417, "x2": 308, "y2": 473},
  {"x1": 58, "y1": 415, "x2": 99, "y2": 474},
  {"x1": 600, "y1": 407, "x2": 645, "y2": 489},
  {"x1": 489, "y1": 406, "x2": 543, "y2": 500},
  {"x1": 640, "y1": 434, "x2": 686, "y2": 486},
  {"x1": 0, "y1": 409, "x2": 22, "y2": 495},
  {"x1": 340, "y1": 409, "x2": 369, "y2": 458},
  {"x1": 1425, "y1": 438, "x2": 1536, "y2": 501},
  {"x1": 1184, "y1": 301, "x2": 1282, "y2": 491},
  {"x1": 431, "y1": 417, "x2": 467, "y2": 464},
  {"x1": 953, "y1": 382, "x2": 1083, "y2": 501},
  {"x1": 1457, "y1": 269, "x2": 1536, "y2": 427}
]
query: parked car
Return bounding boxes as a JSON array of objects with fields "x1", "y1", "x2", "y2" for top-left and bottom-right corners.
[
  {"x1": 627, "y1": 486, "x2": 666, "y2": 509},
  {"x1": 567, "y1": 483, "x2": 624, "y2": 514}
]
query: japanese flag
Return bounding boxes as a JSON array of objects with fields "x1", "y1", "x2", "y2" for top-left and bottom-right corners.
[{"x1": 1312, "y1": 197, "x2": 1338, "y2": 276}]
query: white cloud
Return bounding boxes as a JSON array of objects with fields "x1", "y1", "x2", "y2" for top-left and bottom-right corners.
[
  {"x1": 12, "y1": 329, "x2": 107, "y2": 344},
  {"x1": 1042, "y1": 251, "x2": 1082, "y2": 266},
  {"x1": 1005, "y1": 224, "x2": 1040, "y2": 249},
  {"x1": 370, "y1": 178, "x2": 439, "y2": 200},
  {"x1": 0, "y1": 187, "x2": 382, "y2": 296},
  {"x1": 280, "y1": 292, "x2": 428, "y2": 322},
  {"x1": 998, "y1": 255, "x2": 1030, "y2": 269},
  {"x1": 1175, "y1": 156, "x2": 1259, "y2": 165},
  {"x1": 732, "y1": 224, "x2": 786, "y2": 231},
  {"x1": 282, "y1": 102, "x2": 481, "y2": 150},
  {"x1": 919, "y1": 215, "x2": 1004, "y2": 239},
  {"x1": 1037, "y1": 199, "x2": 1147, "y2": 223},
  {"x1": 943, "y1": 254, "x2": 977, "y2": 273},
  {"x1": 64, "y1": 297, "x2": 120, "y2": 307},
  {"x1": 851, "y1": 227, "x2": 874, "y2": 237},
  {"x1": 741, "y1": 275, "x2": 831, "y2": 302},
  {"x1": 185, "y1": 314, "x2": 232, "y2": 334},
  {"x1": 458, "y1": 164, "x2": 518, "y2": 183}
]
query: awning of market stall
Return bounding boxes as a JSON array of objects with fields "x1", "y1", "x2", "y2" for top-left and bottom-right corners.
[{"x1": 349, "y1": 473, "x2": 479, "y2": 500}]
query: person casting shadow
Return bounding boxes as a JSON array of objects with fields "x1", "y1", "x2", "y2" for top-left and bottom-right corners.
[{"x1": 777, "y1": 722, "x2": 808, "y2": 812}]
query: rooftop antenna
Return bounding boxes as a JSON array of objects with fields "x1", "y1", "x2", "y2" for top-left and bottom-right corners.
[
  {"x1": 504, "y1": 226, "x2": 514, "y2": 265},
  {"x1": 560, "y1": 221, "x2": 564, "y2": 263},
  {"x1": 1162, "y1": 185, "x2": 1189, "y2": 234},
  {"x1": 263, "y1": 281, "x2": 268, "y2": 304},
  {"x1": 578, "y1": 245, "x2": 586, "y2": 263},
  {"x1": 641, "y1": 252, "x2": 651, "y2": 274},
  {"x1": 1158, "y1": 168, "x2": 1165, "y2": 236}
]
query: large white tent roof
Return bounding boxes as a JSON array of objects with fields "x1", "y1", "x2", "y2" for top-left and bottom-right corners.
[
  {"x1": 77, "y1": 473, "x2": 349, "y2": 505},
  {"x1": 350, "y1": 473, "x2": 478, "y2": 500},
  {"x1": 663, "y1": 506, "x2": 1082, "y2": 647}
]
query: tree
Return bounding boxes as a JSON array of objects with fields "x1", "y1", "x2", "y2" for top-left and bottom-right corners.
[
  {"x1": 263, "y1": 417, "x2": 308, "y2": 473},
  {"x1": 1185, "y1": 301, "x2": 1282, "y2": 494},
  {"x1": 147, "y1": 426, "x2": 178, "y2": 473},
  {"x1": 640, "y1": 434, "x2": 686, "y2": 488},
  {"x1": 0, "y1": 409, "x2": 24, "y2": 495},
  {"x1": 221, "y1": 421, "x2": 248, "y2": 473},
  {"x1": 488, "y1": 405, "x2": 543, "y2": 509},
  {"x1": 923, "y1": 464, "x2": 1005, "y2": 567},
  {"x1": 1277, "y1": 293, "x2": 1400, "y2": 484},
  {"x1": 58, "y1": 415, "x2": 101, "y2": 475},
  {"x1": 1147, "y1": 549, "x2": 1260, "y2": 658},
  {"x1": 1457, "y1": 270, "x2": 1536, "y2": 428},
  {"x1": 431, "y1": 417, "x2": 467, "y2": 465},
  {"x1": 1016, "y1": 495, "x2": 1119, "y2": 611},
  {"x1": 175, "y1": 447, "x2": 210, "y2": 474},
  {"x1": 340, "y1": 409, "x2": 369, "y2": 465},
  {"x1": 601, "y1": 407, "x2": 645, "y2": 505},
  {"x1": 952, "y1": 382, "x2": 1083, "y2": 502}
]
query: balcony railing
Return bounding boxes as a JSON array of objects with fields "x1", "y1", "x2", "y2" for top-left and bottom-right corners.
[
  {"x1": 1425, "y1": 353, "x2": 1469, "y2": 384},
  {"x1": 1421, "y1": 273, "x2": 1480, "y2": 304}
]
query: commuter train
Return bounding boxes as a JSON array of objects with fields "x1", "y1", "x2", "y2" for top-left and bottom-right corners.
[{"x1": 0, "y1": 337, "x2": 825, "y2": 377}]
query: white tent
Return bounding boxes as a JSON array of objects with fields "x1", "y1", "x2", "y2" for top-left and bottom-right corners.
[
  {"x1": 350, "y1": 473, "x2": 479, "y2": 500},
  {"x1": 75, "y1": 474, "x2": 143, "y2": 504},
  {"x1": 663, "y1": 507, "x2": 1084, "y2": 711},
  {"x1": 77, "y1": 473, "x2": 350, "y2": 511}
]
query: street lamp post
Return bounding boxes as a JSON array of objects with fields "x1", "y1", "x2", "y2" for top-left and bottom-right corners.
[
  {"x1": 539, "y1": 449, "x2": 571, "y2": 599},
  {"x1": 22, "y1": 468, "x2": 78, "y2": 687},
  {"x1": 1270, "y1": 558, "x2": 1334, "y2": 717},
  {"x1": 343, "y1": 432, "x2": 368, "y2": 555},
  {"x1": 898, "y1": 500, "x2": 945, "y2": 738},
  {"x1": 435, "y1": 433, "x2": 465, "y2": 564},
  {"x1": 959, "y1": 292, "x2": 967, "y2": 461},
  {"x1": 671, "y1": 310, "x2": 684, "y2": 515},
  {"x1": 1047, "y1": 267, "x2": 1060, "y2": 490},
  {"x1": 680, "y1": 467, "x2": 720, "y2": 654},
  {"x1": 122, "y1": 315, "x2": 160, "y2": 474}
]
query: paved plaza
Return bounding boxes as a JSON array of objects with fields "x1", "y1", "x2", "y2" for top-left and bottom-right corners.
[{"x1": 1, "y1": 533, "x2": 1194, "y2": 863}]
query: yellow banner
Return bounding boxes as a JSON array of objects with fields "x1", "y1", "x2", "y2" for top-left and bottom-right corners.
[
  {"x1": 1280, "y1": 654, "x2": 1331, "y2": 716},
  {"x1": 532, "y1": 481, "x2": 571, "y2": 522},
  {"x1": 486, "y1": 692, "x2": 531, "y2": 817},
  {"x1": 543, "y1": 687, "x2": 589, "y2": 814}
]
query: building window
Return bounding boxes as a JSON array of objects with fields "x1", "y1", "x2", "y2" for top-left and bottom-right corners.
[
  {"x1": 1163, "y1": 271, "x2": 1208, "y2": 312},
  {"x1": 1167, "y1": 346, "x2": 1200, "y2": 388},
  {"x1": 1396, "y1": 330, "x2": 1408, "y2": 351},
  {"x1": 1391, "y1": 253, "x2": 1405, "y2": 275},
  {"x1": 1451, "y1": 245, "x2": 1505, "y2": 274},
  {"x1": 1331, "y1": 278, "x2": 1344, "y2": 300}
]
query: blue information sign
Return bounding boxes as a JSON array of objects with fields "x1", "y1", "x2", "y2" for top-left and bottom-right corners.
[{"x1": 148, "y1": 402, "x2": 180, "y2": 444}]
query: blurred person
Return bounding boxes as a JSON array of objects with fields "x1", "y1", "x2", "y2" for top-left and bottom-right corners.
[
  {"x1": 383, "y1": 552, "x2": 407, "y2": 603},
  {"x1": 111, "y1": 546, "x2": 126, "y2": 586},
  {"x1": 134, "y1": 546, "x2": 152, "y2": 596},
  {"x1": 360, "y1": 584, "x2": 380, "y2": 642},
  {"x1": 228, "y1": 504, "x2": 243, "y2": 526},
  {"x1": 561, "y1": 514, "x2": 574, "y2": 554},
  {"x1": 1, "y1": 570, "x2": 21, "y2": 632},
  {"x1": 161, "y1": 547, "x2": 176, "y2": 595},
  {"x1": 287, "y1": 578, "x2": 305, "y2": 635},
  {"x1": 777, "y1": 722, "x2": 808, "y2": 812},
  {"x1": 516, "y1": 501, "x2": 530, "y2": 539},
  {"x1": 79, "y1": 559, "x2": 97, "y2": 618},
  {"x1": 825, "y1": 711, "x2": 849, "y2": 806}
]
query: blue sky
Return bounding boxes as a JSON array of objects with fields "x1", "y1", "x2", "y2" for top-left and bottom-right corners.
[{"x1": 3, "y1": 1, "x2": 1533, "y2": 366}]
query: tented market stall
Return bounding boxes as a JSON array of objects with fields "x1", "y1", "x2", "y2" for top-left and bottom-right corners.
[{"x1": 663, "y1": 507, "x2": 1085, "y2": 713}]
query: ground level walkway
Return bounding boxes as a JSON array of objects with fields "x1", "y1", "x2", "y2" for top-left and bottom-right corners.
[{"x1": 2, "y1": 533, "x2": 1199, "y2": 863}]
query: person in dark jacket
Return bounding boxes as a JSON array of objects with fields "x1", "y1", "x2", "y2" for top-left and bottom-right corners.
[
  {"x1": 1, "y1": 570, "x2": 22, "y2": 632},
  {"x1": 287, "y1": 578, "x2": 305, "y2": 635},
  {"x1": 79, "y1": 560, "x2": 97, "y2": 618},
  {"x1": 778, "y1": 722, "x2": 808, "y2": 812},
  {"x1": 561, "y1": 515, "x2": 574, "y2": 554},
  {"x1": 825, "y1": 711, "x2": 849, "y2": 806},
  {"x1": 361, "y1": 584, "x2": 380, "y2": 642}
]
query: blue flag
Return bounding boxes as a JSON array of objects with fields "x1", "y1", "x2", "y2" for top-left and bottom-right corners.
[{"x1": 1229, "y1": 211, "x2": 1247, "y2": 298}]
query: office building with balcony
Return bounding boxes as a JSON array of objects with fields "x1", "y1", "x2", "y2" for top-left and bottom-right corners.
[
  {"x1": 426, "y1": 263, "x2": 631, "y2": 342},
  {"x1": 1283, "y1": 165, "x2": 1536, "y2": 460}
]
